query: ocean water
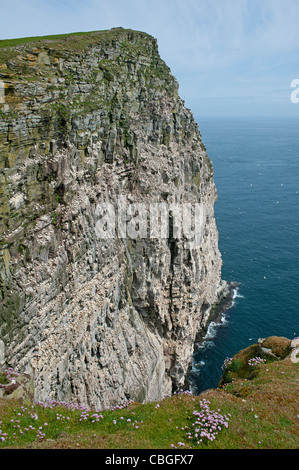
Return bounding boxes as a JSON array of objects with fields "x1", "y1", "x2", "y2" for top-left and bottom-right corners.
[{"x1": 190, "y1": 116, "x2": 299, "y2": 394}]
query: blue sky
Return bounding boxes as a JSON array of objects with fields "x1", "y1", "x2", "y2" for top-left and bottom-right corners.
[{"x1": 1, "y1": 0, "x2": 299, "y2": 117}]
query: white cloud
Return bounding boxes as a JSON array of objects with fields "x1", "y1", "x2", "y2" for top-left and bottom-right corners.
[{"x1": 155, "y1": 0, "x2": 299, "y2": 72}]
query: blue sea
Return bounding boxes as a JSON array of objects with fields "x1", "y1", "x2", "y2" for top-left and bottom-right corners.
[{"x1": 190, "y1": 116, "x2": 299, "y2": 394}]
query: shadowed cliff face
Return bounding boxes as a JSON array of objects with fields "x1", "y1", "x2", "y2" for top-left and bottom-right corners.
[{"x1": 0, "y1": 29, "x2": 226, "y2": 409}]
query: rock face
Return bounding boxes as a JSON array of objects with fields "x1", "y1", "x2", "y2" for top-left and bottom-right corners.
[{"x1": 0, "y1": 29, "x2": 227, "y2": 409}]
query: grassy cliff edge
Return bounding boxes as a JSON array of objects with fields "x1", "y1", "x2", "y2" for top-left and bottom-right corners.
[{"x1": 0, "y1": 336, "x2": 298, "y2": 449}]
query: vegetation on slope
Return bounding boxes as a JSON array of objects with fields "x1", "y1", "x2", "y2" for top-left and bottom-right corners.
[
  {"x1": 0, "y1": 31, "x2": 103, "y2": 49},
  {"x1": 0, "y1": 337, "x2": 298, "y2": 449}
]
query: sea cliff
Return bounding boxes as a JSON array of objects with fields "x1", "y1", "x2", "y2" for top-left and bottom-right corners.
[{"x1": 0, "y1": 28, "x2": 229, "y2": 409}]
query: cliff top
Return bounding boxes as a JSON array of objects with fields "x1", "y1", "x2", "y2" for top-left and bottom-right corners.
[
  {"x1": 0, "y1": 28, "x2": 156, "y2": 66},
  {"x1": 0, "y1": 27, "x2": 153, "y2": 49},
  {"x1": 0, "y1": 26, "x2": 173, "y2": 119}
]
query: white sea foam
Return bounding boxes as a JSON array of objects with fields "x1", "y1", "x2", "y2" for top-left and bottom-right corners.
[
  {"x1": 204, "y1": 322, "x2": 218, "y2": 339},
  {"x1": 201, "y1": 339, "x2": 215, "y2": 349},
  {"x1": 201, "y1": 289, "x2": 239, "y2": 343},
  {"x1": 230, "y1": 286, "x2": 244, "y2": 307},
  {"x1": 191, "y1": 359, "x2": 206, "y2": 372},
  {"x1": 236, "y1": 292, "x2": 244, "y2": 298},
  {"x1": 190, "y1": 286, "x2": 242, "y2": 385}
]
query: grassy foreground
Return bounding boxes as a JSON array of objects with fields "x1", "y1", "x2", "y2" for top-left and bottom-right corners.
[{"x1": 0, "y1": 339, "x2": 298, "y2": 449}]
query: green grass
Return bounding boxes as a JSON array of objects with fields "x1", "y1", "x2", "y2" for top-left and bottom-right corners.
[
  {"x1": 0, "y1": 373, "x2": 9, "y2": 385},
  {"x1": 0, "y1": 394, "x2": 229, "y2": 449},
  {"x1": 0, "y1": 28, "x2": 151, "y2": 50},
  {"x1": 0, "y1": 31, "x2": 99, "y2": 48},
  {"x1": 0, "y1": 353, "x2": 298, "y2": 449},
  {"x1": 0, "y1": 29, "x2": 129, "y2": 49}
]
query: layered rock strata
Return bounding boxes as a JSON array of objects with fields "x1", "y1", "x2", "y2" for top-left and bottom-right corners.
[{"x1": 0, "y1": 29, "x2": 227, "y2": 409}]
